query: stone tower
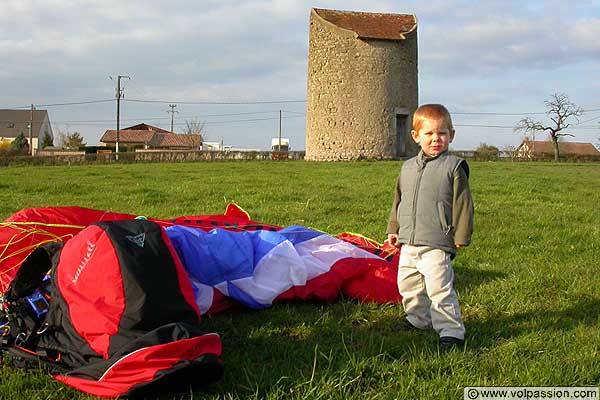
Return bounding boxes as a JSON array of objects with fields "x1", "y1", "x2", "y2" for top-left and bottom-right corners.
[{"x1": 306, "y1": 8, "x2": 419, "y2": 161}]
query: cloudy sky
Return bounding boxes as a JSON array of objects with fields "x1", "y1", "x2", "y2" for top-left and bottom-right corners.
[{"x1": 2, "y1": 0, "x2": 599, "y2": 150}]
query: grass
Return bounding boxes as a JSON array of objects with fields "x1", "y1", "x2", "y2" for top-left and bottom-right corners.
[{"x1": 0, "y1": 160, "x2": 599, "y2": 399}]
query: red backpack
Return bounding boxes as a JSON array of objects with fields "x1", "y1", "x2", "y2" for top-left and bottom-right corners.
[{"x1": 1, "y1": 219, "x2": 223, "y2": 398}]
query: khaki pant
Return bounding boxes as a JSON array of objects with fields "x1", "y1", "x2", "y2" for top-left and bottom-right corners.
[{"x1": 397, "y1": 245, "x2": 465, "y2": 339}]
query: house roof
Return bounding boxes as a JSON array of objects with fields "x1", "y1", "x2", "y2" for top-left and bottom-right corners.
[
  {"x1": 313, "y1": 8, "x2": 417, "y2": 40},
  {"x1": 519, "y1": 140, "x2": 600, "y2": 156},
  {"x1": 0, "y1": 109, "x2": 51, "y2": 138},
  {"x1": 100, "y1": 130, "x2": 155, "y2": 144},
  {"x1": 123, "y1": 123, "x2": 171, "y2": 133},
  {"x1": 100, "y1": 124, "x2": 201, "y2": 149},
  {"x1": 150, "y1": 133, "x2": 202, "y2": 148}
]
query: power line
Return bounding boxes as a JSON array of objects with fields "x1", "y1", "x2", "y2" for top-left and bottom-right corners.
[
  {"x1": 453, "y1": 111, "x2": 545, "y2": 116},
  {"x1": 46, "y1": 118, "x2": 595, "y2": 132},
  {"x1": 282, "y1": 110, "x2": 306, "y2": 116},
  {"x1": 38, "y1": 99, "x2": 115, "y2": 107},
  {"x1": 4, "y1": 99, "x2": 114, "y2": 109},
  {"x1": 123, "y1": 98, "x2": 307, "y2": 105},
  {"x1": 201, "y1": 115, "x2": 305, "y2": 126},
  {"x1": 49, "y1": 114, "x2": 305, "y2": 128},
  {"x1": 456, "y1": 123, "x2": 599, "y2": 130},
  {"x1": 455, "y1": 124, "x2": 515, "y2": 129},
  {"x1": 576, "y1": 114, "x2": 600, "y2": 125},
  {"x1": 46, "y1": 110, "x2": 299, "y2": 124},
  {"x1": 452, "y1": 107, "x2": 600, "y2": 116},
  {"x1": 4, "y1": 97, "x2": 600, "y2": 115}
]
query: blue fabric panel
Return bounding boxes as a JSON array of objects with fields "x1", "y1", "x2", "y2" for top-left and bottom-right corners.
[
  {"x1": 165, "y1": 225, "x2": 327, "y2": 309},
  {"x1": 166, "y1": 226, "x2": 255, "y2": 285},
  {"x1": 278, "y1": 225, "x2": 323, "y2": 245},
  {"x1": 250, "y1": 230, "x2": 288, "y2": 264},
  {"x1": 226, "y1": 282, "x2": 267, "y2": 309}
]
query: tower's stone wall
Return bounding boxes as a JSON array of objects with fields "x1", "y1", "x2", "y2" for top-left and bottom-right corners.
[{"x1": 306, "y1": 9, "x2": 419, "y2": 161}]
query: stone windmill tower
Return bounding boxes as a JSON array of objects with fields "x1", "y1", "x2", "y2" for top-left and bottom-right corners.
[{"x1": 306, "y1": 8, "x2": 419, "y2": 161}]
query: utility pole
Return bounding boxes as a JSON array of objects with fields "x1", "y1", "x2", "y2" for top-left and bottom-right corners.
[
  {"x1": 29, "y1": 104, "x2": 34, "y2": 156},
  {"x1": 278, "y1": 110, "x2": 282, "y2": 151},
  {"x1": 167, "y1": 104, "x2": 178, "y2": 132},
  {"x1": 111, "y1": 75, "x2": 130, "y2": 158}
]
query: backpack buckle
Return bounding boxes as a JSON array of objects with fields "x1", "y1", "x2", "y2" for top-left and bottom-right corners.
[{"x1": 14, "y1": 332, "x2": 27, "y2": 347}]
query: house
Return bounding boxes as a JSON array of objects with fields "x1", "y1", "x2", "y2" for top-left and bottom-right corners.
[
  {"x1": 271, "y1": 138, "x2": 290, "y2": 151},
  {"x1": 100, "y1": 123, "x2": 201, "y2": 151},
  {"x1": 306, "y1": 8, "x2": 418, "y2": 160},
  {"x1": 202, "y1": 141, "x2": 231, "y2": 151},
  {"x1": 517, "y1": 139, "x2": 600, "y2": 159},
  {"x1": 0, "y1": 109, "x2": 54, "y2": 153}
]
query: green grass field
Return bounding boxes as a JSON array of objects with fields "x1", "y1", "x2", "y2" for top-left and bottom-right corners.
[{"x1": 0, "y1": 160, "x2": 599, "y2": 399}]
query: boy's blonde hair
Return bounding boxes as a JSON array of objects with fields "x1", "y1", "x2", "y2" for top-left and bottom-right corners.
[{"x1": 412, "y1": 104, "x2": 454, "y2": 132}]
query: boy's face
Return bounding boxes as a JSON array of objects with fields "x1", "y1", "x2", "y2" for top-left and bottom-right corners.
[{"x1": 411, "y1": 117, "x2": 455, "y2": 157}]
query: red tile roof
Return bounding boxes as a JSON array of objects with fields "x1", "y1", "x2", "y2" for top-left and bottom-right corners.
[
  {"x1": 150, "y1": 133, "x2": 201, "y2": 148},
  {"x1": 519, "y1": 140, "x2": 600, "y2": 156},
  {"x1": 100, "y1": 126, "x2": 201, "y2": 149},
  {"x1": 100, "y1": 130, "x2": 155, "y2": 144},
  {"x1": 313, "y1": 8, "x2": 417, "y2": 40},
  {"x1": 124, "y1": 123, "x2": 171, "y2": 133}
]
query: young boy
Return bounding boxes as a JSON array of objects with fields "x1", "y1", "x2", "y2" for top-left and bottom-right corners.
[{"x1": 386, "y1": 104, "x2": 473, "y2": 351}]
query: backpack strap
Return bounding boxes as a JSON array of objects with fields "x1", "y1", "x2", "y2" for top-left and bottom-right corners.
[
  {"x1": 3, "y1": 345, "x2": 64, "y2": 372},
  {"x1": 1, "y1": 243, "x2": 64, "y2": 370},
  {"x1": 5, "y1": 243, "x2": 62, "y2": 301}
]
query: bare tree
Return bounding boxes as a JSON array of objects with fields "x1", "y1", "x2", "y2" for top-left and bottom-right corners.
[
  {"x1": 515, "y1": 93, "x2": 583, "y2": 161},
  {"x1": 183, "y1": 118, "x2": 206, "y2": 142},
  {"x1": 474, "y1": 143, "x2": 499, "y2": 161},
  {"x1": 502, "y1": 144, "x2": 518, "y2": 161},
  {"x1": 57, "y1": 129, "x2": 68, "y2": 149},
  {"x1": 57, "y1": 128, "x2": 86, "y2": 150},
  {"x1": 64, "y1": 132, "x2": 86, "y2": 150}
]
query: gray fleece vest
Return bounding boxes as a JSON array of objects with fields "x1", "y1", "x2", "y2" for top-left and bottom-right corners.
[{"x1": 396, "y1": 152, "x2": 467, "y2": 254}]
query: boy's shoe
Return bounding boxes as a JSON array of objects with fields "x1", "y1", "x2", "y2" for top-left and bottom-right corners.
[
  {"x1": 439, "y1": 336, "x2": 465, "y2": 352},
  {"x1": 391, "y1": 318, "x2": 418, "y2": 332}
]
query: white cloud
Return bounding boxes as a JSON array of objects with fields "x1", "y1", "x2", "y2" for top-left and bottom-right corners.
[
  {"x1": 568, "y1": 18, "x2": 600, "y2": 54},
  {"x1": 0, "y1": 0, "x2": 599, "y2": 149},
  {"x1": 415, "y1": 1, "x2": 600, "y2": 78}
]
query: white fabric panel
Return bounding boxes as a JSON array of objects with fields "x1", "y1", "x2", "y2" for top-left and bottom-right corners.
[
  {"x1": 230, "y1": 240, "x2": 306, "y2": 305},
  {"x1": 230, "y1": 235, "x2": 382, "y2": 305},
  {"x1": 190, "y1": 277, "x2": 214, "y2": 314},
  {"x1": 295, "y1": 235, "x2": 381, "y2": 281},
  {"x1": 214, "y1": 281, "x2": 229, "y2": 297}
]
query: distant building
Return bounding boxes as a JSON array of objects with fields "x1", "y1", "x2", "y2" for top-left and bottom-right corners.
[
  {"x1": 202, "y1": 141, "x2": 232, "y2": 151},
  {"x1": 271, "y1": 138, "x2": 290, "y2": 151},
  {"x1": 517, "y1": 139, "x2": 600, "y2": 159},
  {"x1": 0, "y1": 109, "x2": 54, "y2": 153},
  {"x1": 306, "y1": 8, "x2": 419, "y2": 161},
  {"x1": 100, "y1": 123, "x2": 201, "y2": 150}
]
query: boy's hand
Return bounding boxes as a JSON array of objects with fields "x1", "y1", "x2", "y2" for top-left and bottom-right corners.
[
  {"x1": 455, "y1": 244, "x2": 463, "y2": 250},
  {"x1": 387, "y1": 234, "x2": 400, "y2": 248}
]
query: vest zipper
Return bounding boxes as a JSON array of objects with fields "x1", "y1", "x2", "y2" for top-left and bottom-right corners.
[{"x1": 410, "y1": 163, "x2": 425, "y2": 244}]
